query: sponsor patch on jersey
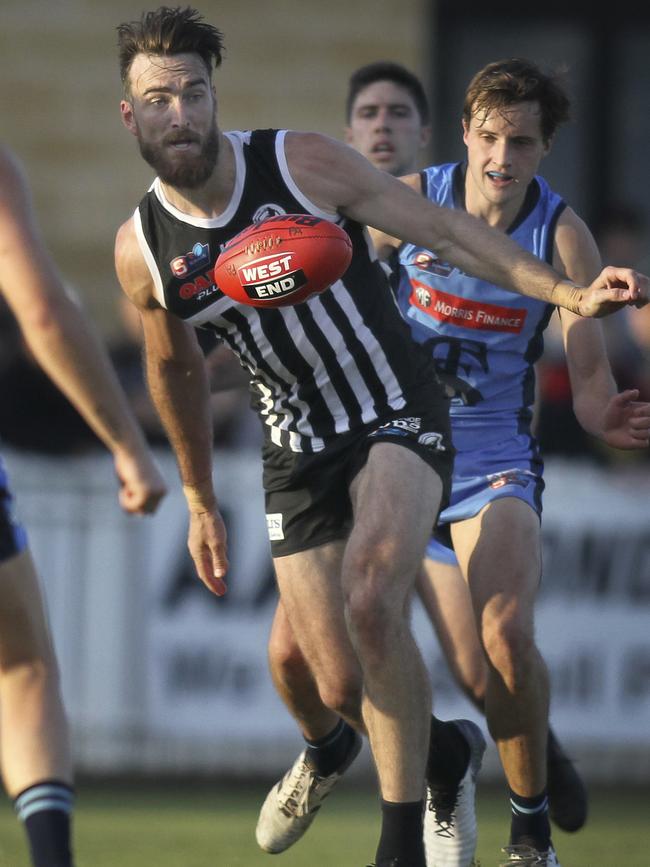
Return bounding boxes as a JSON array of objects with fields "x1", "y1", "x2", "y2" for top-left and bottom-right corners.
[
  {"x1": 237, "y1": 253, "x2": 307, "y2": 301},
  {"x1": 266, "y1": 512, "x2": 285, "y2": 541},
  {"x1": 409, "y1": 280, "x2": 528, "y2": 333},
  {"x1": 170, "y1": 242, "x2": 210, "y2": 278},
  {"x1": 252, "y1": 203, "x2": 287, "y2": 224},
  {"x1": 178, "y1": 270, "x2": 219, "y2": 302},
  {"x1": 407, "y1": 251, "x2": 454, "y2": 278}
]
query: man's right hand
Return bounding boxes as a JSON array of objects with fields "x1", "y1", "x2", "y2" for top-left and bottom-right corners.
[{"x1": 187, "y1": 507, "x2": 229, "y2": 596}]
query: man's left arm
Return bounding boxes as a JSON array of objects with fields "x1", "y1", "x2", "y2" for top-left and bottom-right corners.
[
  {"x1": 285, "y1": 132, "x2": 648, "y2": 317},
  {"x1": 556, "y1": 208, "x2": 650, "y2": 449}
]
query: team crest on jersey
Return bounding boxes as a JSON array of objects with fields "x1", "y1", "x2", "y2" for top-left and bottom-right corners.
[
  {"x1": 170, "y1": 242, "x2": 210, "y2": 278},
  {"x1": 252, "y1": 203, "x2": 287, "y2": 224},
  {"x1": 409, "y1": 251, "x2": 454, "y2": 278}
]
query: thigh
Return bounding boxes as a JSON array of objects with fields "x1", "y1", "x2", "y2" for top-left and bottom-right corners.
[
  {"x1": 273, "y1": 539, "x2": 360, "y2": 684},
  {"x1": 451, "y1": 497, "x2": 542, "y2": 618},
  {"x1": 347, "y1": 442, "x2": 443, "y2": 602},
  {"x1": 0, "y1": 548, "x2": 56, "y2": 669}
]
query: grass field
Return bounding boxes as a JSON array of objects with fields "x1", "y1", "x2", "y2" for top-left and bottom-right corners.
[{"x1": 0, "y1": 780, "x2": 648, "y2": 866}]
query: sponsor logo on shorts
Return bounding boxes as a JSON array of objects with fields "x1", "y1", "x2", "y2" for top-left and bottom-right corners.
[
  {"x1": 237, "y1": 253, "x2": 308, "y2": 301},
  {"x1": 170, "y1": 242, "x2": 210, "y2": 278},
  {"x1": 418, "y1": 431, "x2": 446, "y2": 451},
  {"x1": 266, "y1": 512, "x2": 285, "y2": 541},
  {"x1": 487, "y1": 468, "x2": 535, "y2": 489},
  {"x1": 409, "y1": 280, "x2": 528, "y2": 333},
  {"x1": 374, "y1": 416, "x2": 422, "y2": 435},
  {"x1": 252, "y1": 203, "x2": 287, "y2": 224}
]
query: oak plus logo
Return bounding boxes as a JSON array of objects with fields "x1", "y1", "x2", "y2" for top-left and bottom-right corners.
[{"x1": 238, "y1": 252, "x2": 307, "y2": 301}]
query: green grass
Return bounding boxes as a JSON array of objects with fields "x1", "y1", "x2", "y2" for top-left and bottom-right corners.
[{"x1": 0, "y1": 781, "x2": 648, "y2": 866}]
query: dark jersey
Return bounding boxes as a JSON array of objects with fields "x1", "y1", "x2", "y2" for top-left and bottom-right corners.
[{"x1": 134, "y1": 128, "x2": 444, "y2": 453}]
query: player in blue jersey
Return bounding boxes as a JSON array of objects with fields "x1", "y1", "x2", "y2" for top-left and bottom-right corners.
[
  {"x1": 0, "y1": 145, "x2": 166, "y2": 867},
  {"x1": 258, "y1": 59, "x2": 650, "y2": 867},
  {"x1": 370, "y1": 58, "x2": 650, "y2": 866}
]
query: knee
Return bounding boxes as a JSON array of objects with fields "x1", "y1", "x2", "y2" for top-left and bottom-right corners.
[
  {"x1": 343, "y1": 543, "x2": 403, "y2": 662},
  {"x1": 318, "y1": 673, "x2": 363, "y2": 721},
  {"x1": 482, "y1": 606, "x2": 536, "y2": 692},
  {"x1": 0, "y1": 656, "x2": 58, "y2": 696},
  {"x1": 268, "y1": 627, "x2": 310, "y2": 684}
]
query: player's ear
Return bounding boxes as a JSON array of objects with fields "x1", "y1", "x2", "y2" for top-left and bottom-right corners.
[
  {"x1": 543, "y1": 134, "x2": 553, "y2": 156},
  {"x1": 343, "y1": 126, "x2": 354, "y2": 145},
  {"x1": 461, "y1": 118, "x2": 470, "y2": 146},
  {"x1": 120, "y1": 100, "x2": 138, "y2": 136},
  {"x1": 419, "y1": 124, "x2": 432, "y2": 149}
]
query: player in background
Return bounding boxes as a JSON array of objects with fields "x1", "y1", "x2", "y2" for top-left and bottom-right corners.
[
  {"x1": 259, "y1": 59, "x2": 605, "y2": 867},
  {"x1": 113, "y1": 9, "x2": 647, "y2": 867},
  {"x1": 0, "y1": 145, "x2": 167, "y2": 867}
]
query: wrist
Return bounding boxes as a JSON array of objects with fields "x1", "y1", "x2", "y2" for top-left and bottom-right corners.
[
  {"x1": 183, "y1": 478, "x2": 217, "y2": 512},
  {"x1": 550, "y1": 280, "x2": 584, "y2": 315}
]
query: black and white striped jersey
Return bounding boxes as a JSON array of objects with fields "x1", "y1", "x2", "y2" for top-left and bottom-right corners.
[{"x1": 134, "y1": 128, "x2": 443, "y2": 453}]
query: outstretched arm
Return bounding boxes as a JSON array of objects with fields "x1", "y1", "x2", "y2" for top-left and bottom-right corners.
[
  {"x1": 556, "y1": 208, "x2": 650, "y2": 448},
  {"x1": 0, "y1": 147, "x2": 165, "y2": 514},
  {"x1": 115, "y1": 218, "x2": 228, "y2": 594},
  {"x1": 285, "y1": 132, "x2": 648, "y2": 316}
]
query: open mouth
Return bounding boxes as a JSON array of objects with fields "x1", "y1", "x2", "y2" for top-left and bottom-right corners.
[{"x1": 486, "y1": 170, "x2": 515, "y2": 183}]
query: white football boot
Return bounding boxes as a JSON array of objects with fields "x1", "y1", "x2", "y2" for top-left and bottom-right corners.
[
  {"x1": 256, "y1": 732, "x2": 362, "y2": 853},
  {"x1": 424, "y1": 719, "x2": 486, "y2": 867},
  {"x1": 500, "y1": 842, "x2": 561, "y2": 866}
]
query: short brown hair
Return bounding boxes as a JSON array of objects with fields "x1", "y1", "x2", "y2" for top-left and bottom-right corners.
[
  {"x1": 462, "y1": 58, "x2": 570, "y2": 144},
  {"x1": 117, "y1": 6, "x2": 224, "y2": 97}
]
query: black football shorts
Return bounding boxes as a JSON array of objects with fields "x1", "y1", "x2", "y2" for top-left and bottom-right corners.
[{"x1": 262, "y1": 398, "x2": 454, "y2": 558}]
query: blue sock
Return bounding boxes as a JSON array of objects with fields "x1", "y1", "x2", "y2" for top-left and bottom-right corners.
[{"x1": 14, "y1": 780, "x2": 75, "y2": 867}]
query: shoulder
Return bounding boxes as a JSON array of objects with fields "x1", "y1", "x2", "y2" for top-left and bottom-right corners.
[
  {"x1": 553, "y1": 204, "x2": 601, "y2": 283},
  {"x1": 115, "y1": 216, "x2": 157, "y2": 310}
]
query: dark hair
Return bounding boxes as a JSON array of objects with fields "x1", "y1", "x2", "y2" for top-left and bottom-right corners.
[
  {"x1": 117, "y1": 6, "x2": 224, "y2": 97},
  {"x1": 346, "y1": 61, "x2": 430, "y2": 125},
  {"x1": 462, "y1": 58, "x2": 570, "y2": 144}
]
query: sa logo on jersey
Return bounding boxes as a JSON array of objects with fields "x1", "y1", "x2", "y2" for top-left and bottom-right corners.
[
  {"x1": 236, "y1": 253, "x2": 307, "y2": 302},
  {"x1": 409, "y1": 251, "x2": 454, "y2": 278},
  {"x1": 170, "y1": 242, "x2": 210, "y2": 278}
]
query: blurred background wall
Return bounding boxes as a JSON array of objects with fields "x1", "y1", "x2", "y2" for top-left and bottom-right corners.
[{"x1": 0, "y1": 0, "x2": 431, "y2": 336}]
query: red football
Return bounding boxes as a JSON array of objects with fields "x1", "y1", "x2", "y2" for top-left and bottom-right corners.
[{"x1": 214, "y1": 214, "x2": 352, "y2": 307}]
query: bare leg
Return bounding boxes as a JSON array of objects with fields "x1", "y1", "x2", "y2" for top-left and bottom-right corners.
[
  {"x1": 0, "y1": 549, "x2": 71, "y2": 796},
  {"x1": 273, "y1": 540, "x2": 363, "y2": 731},
  {"x1": 417, "y1": 560, "x2": 487, "y2": 710},
  {"x1": 452, "y1": 498, "x2": 549, "y2": 797},
  {"x1": 344, "y1": 442, "x2": 442, "y2": 803},
  {"x1": 267, "y1": 599, "x2": 355, "y2": 740}
]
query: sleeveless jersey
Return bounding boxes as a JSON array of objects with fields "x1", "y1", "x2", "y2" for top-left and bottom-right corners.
[
  {"x1": 395, "y1": 162, "x2": 564, "y2": 451},
  {"x1": 135, "y1": 129, "x2": 441, "y2": 454}
]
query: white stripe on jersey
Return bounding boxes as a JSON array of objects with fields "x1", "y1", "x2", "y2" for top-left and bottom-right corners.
[
  {"x1": 332, "y1": 283, "x2": 406, "y2": 416},
  {"x1": 133, "y1": 207, "x2": 166, "y2": 308},
  {"x1": 274, "y1": 131, "x2": 340, "y2": 221}
]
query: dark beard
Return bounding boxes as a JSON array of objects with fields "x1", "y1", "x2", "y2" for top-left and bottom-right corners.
[{"x1": 138, "y1": 125, "x2": 220, "y2": 189}]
